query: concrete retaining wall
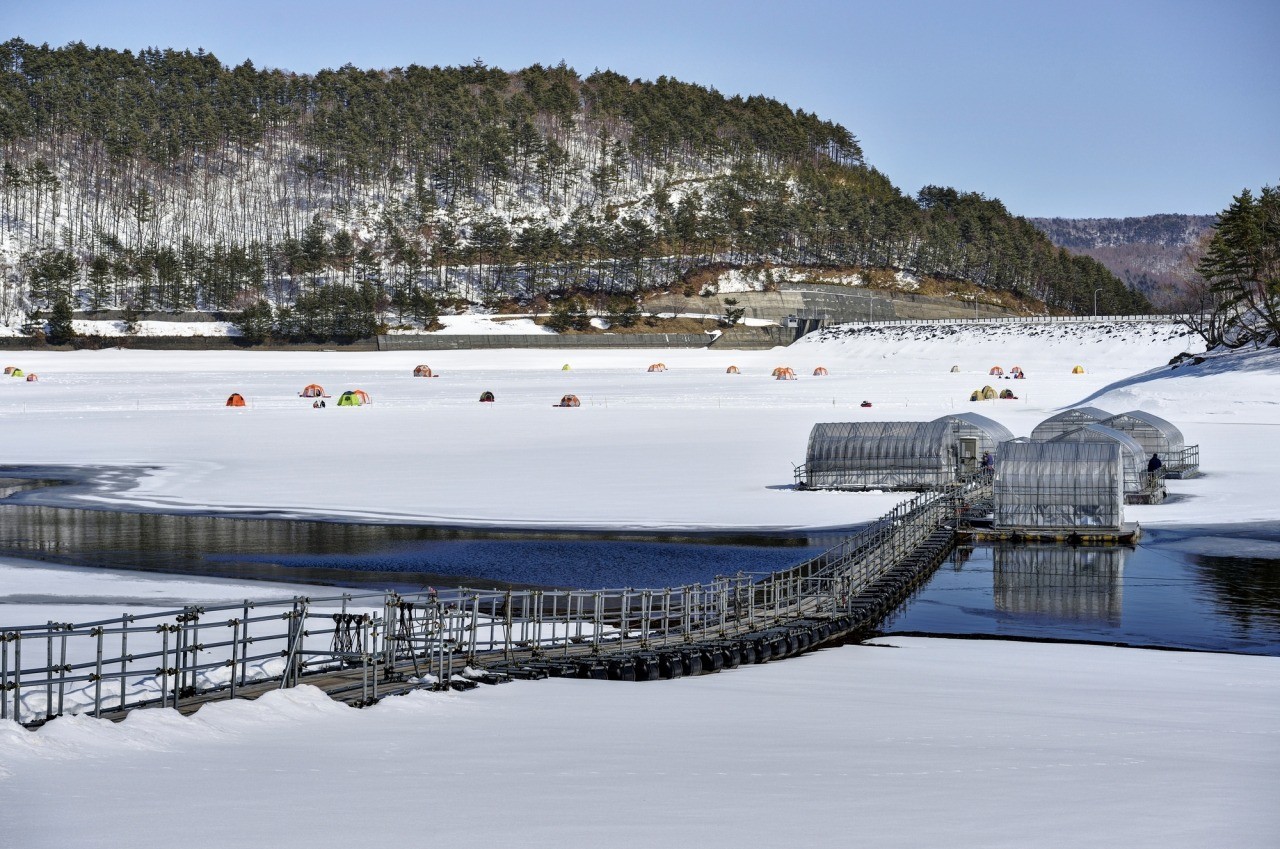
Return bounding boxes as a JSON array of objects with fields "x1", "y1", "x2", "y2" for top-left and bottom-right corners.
[
  {"x1": 377, "y1": 332, "x2": 714, "y2": 350},
  {"x1": 71, "y1": 310, "x2": 232, "y2": 323},
  {"x1": 641, "y1": 283, "x2": 1014, "y2": 327}
]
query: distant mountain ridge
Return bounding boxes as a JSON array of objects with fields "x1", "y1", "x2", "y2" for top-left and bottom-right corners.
[
  {"x1": 1030, "y1": 214, "x2": 1216, "y2": 249},
  {"x1": 1029, "y1": 214, "x2": 1216, "y2": 309}
]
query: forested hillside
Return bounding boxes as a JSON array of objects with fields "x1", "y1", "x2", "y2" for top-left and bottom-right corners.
[
  {"x1": 0, "y1": 39, "x2": 1147, "y2": 339},
  {"x1": 1030, "y1": 214, "x2": 1214, "y2": 309}
]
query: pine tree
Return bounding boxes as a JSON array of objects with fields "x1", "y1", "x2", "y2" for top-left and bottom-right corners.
[
  {"x1": 1196, "y1": 185, "x2": 1280, "y2": 345},
  {"x1": 46, "y1": 294, "x2": 76, "y2": 345},
  {"x1": 234, "y1": 300, "x2": 273, "y2": 344}
]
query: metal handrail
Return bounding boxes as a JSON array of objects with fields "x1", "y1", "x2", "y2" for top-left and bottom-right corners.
[{"x1": 0, "y1": 484, "x2": 980, "y2": 725}]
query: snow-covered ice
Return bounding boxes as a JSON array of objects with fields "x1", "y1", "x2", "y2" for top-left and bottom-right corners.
[
  {"x1": 3, "y1": 319, "x2": 1278, "y2": 848},
  {"x1": 1, "y1": 638, "x2": 1275, "y2": 849},
  {"x1": 0, "y1": 319, "x2": 1262, "y2": 530}
]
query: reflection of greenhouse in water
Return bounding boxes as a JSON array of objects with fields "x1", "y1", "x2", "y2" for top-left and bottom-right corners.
[{"x1": 992, "y1": 545, "x2": 1127, "y2": 625}]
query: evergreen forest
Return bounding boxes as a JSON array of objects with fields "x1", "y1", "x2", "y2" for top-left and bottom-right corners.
[{"x1": 0, "y1": 39, "x2": 1150, "y2": 340}]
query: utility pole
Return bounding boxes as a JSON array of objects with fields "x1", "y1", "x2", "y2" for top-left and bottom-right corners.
[{"x1": 1093, "y1": 288, "x2": 1103, "y2": 317}]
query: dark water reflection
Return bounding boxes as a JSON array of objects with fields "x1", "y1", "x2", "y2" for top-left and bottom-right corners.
[
  {"x1": 0, "y1": 502, "x2": 829, "y2": 591},
  {"x1": 886, "y1": 540, "x2": 1280, "y2": 655},
  {"x1": 4, "y1": 472, "x2": 1280, "y2": 654}
]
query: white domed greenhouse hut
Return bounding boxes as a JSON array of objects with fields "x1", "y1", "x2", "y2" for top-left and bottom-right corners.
[
  {"x1": 1030, "y1": 407, "x2": 1113, "y2": 442},
  {"x1": 993, "y1": 440, "x2": 1133, "y2": 539},
  {"x1": 800, "y1": 420, "x2": 958, "y2": 491},
  {"x1": 1049, "y1": 424, "x2": 1164, "y2": 504},
  {"x1": 932, "y1": 412, "x2": 1016, "y2": 475},
  {"x1": 1100, "y1": 410, "x2": 1199, "y2": 478}
]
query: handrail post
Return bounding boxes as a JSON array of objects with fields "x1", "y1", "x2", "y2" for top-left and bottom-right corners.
[
  {"x1": 44, "y1": 621, "x2": 53, "y2": 721},
  {"x1": 56, "y1": 622, "x2": 69, "y2": 718},
  {"x1": 592, "y1": 591, "x2": 603, "y2": 652},
  {"x1": 1, "y1": 632, "x2": 8, "y2": 721},
  {"x1": 532, "y1": 591, "x2": 544, "y2": 656},
  {"x1": 228, "y1": 618, "x2": 240, "y2": 700},
  {"x1": 640, "y1": 590, "x2": 651, "y2": 649},
  {"x1": 92, "y1": 626, "x2": 104, "y2": 718},
  {"x1": 467, "y1": 593, "x2": 480, "y2": 664},
  {"x1": 159, "y1": 624, "x2": 170, "y2": 709},
  {"x1": 12, "y1": 636, "x2": 22, "y2": 724},
  {"x1": 120, "y1": 616, "x2": 131, "y2": 712},
  {"x1": 503, "y1": 591, "x2": 513, "y2": 660},
  {"x1": 620, "y1": 590, "x2": 631, "y2": 650}
]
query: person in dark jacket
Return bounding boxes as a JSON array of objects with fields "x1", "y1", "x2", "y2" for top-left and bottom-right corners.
[{"x1": 1147, "y1": 453, "x2": 1163, "y2": 474}]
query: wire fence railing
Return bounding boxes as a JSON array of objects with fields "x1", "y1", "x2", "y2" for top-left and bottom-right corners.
[
  {"x1": 835, "y1": 314, "x2": 1192, "y2": 328},
  {"x1": 1, "y1": 482, "x2": 982, "y2": 725}
]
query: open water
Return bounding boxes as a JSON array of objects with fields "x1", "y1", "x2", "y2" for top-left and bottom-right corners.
[
  {"x1": 885, "y1": 533, "x2": 1280, "y2": 655},
  {"x1": 3, "y1": 473, "x2": 1278, "y2": 655}
]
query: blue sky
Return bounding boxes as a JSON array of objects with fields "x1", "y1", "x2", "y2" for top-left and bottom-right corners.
[{"x1": 2, "y1": 0, "x2": 1275, "y2": 218}]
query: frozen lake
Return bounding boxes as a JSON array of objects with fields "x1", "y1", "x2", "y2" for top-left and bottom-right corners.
[{"x1": 2, "y1": 485, "x2": 1277, "y2": 654}]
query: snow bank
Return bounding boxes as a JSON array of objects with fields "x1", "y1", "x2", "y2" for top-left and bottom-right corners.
[
  {"x1": 68, "y1": 320, "x2": 243, "y2": 338},
  {"x1": 1, "y1": 638, "x2": 1274, "y2": 848}
]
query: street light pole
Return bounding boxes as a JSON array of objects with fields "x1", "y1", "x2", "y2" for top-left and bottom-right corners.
[{"x1": 1093, "y1": 287, "x2": 1103, "y2": 317}]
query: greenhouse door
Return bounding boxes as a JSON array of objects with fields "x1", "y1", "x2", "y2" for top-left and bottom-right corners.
[{"x1": 958, "y1": 437, "x2": 979, "y2": 475}]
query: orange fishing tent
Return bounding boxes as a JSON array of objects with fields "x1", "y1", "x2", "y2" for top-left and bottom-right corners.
[
  {"x1": 647, "y1": 363, "x2": 667, "y2": 372},
  {"x1": 413, "y1": 365, "x2": 435, "y2": 377},
  {"x1": 812, "y1": 366, "x2": 829, "y2": 376},
  {"x1": 300, "y1": 384, "x2": 325, "y2": 397},
  {"x1": 726, "y1": 366, "x2": 740, "y2": 374},
  {"x1": 226, "y1": 393, "x2": 246, "y2": 407},
  {"x1": 556, "y1": 394, "x2": 581, "y2": 407}
]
